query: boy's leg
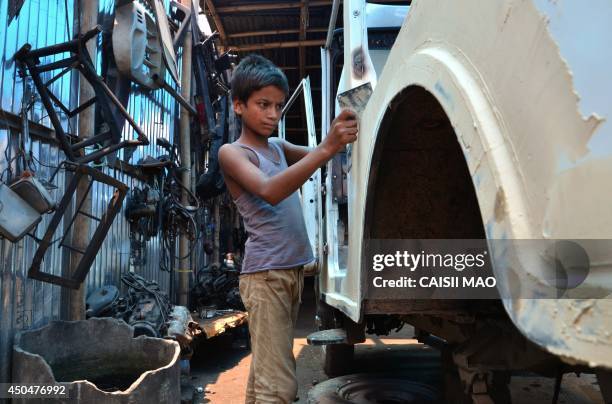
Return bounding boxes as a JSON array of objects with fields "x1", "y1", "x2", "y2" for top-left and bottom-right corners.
[
  {"x1": 239, "y1": 274, "x2": 259, "y2": 404},
  {"x1": 246, "y1": 355, "x2": 256, "y2": 403},
  {"x1": 239, "y1": 267, "x2": 303, "y2": 404},
  {"x1": 291, "y1": 267, "x2": 304, "y2": 328}
]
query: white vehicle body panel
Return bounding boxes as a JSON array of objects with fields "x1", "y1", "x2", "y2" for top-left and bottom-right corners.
[
  {"x1": 319, "y1": 0, "x2": 612, "y2": 368},
  {"x1": 279, "y1": 78, "x2": 322, "y2": 275}
]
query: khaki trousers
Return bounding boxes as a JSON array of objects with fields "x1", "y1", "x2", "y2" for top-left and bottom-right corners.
[{"x1": 239, "y1": 266, "x2": 304, "y2": 404}]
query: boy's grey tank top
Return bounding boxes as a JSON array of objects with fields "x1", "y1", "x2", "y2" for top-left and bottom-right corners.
[{"x1": 233, "y1": 139, "x2": 314, "y2": 274}]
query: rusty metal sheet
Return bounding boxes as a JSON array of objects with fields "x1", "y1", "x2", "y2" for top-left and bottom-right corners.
[{"x1": 191, "y1": 310, "x2": 248, "y2": 339}]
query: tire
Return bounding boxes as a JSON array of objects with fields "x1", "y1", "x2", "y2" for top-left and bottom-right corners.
[{"x1": 308, "y1": 374, "x2": 439, "y2": 404}]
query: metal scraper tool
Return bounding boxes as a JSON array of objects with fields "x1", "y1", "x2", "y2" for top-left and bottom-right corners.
[{"x1": 336, "y1": 82, "x2": 373, "y2": 172}]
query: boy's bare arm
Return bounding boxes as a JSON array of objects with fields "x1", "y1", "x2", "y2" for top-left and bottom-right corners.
[
  {"x1": 219, "y1": 109, "x2": 358, "y2": 205},
  {"x1": 279, "y1": 139, "x2": 311, "y2": 165}
]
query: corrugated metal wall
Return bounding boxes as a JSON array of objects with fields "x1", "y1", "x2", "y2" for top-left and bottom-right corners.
[{"x1": 0, "y1": 0, "x2": 181, "y2": 385}]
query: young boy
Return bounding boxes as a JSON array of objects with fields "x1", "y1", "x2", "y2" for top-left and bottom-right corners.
[{"x1": 218, "y1": 54, "x2": 358, "y2": 404}]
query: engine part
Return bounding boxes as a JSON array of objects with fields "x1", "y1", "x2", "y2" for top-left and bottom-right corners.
[
  {"x1": 0, "y1": 182, "x2": 41, "y2": 242},
  {"x1": 167, "y1": 305, "x2": 192, "y2": 348},
  {"x1": 191, "y1": 258, "x2": 244, "y2": 313},
  {"x1": 113, "y1": 0, "x2": 164, "y2": 89},
  {"x1": 28, "y1": 163, "x2": 128, "y2": 289},
  {"x1": 86, "y1": 285, "x2": 120, "y2": 318},
  {"x1": 85, "y1": 274, "x2": 175, "y2": 339},
  {"x1": 125, "y1": 185, "x2": 161, "y2": 267},
  {"x1": 126, "y1": 186, "x2": 160, "y2": 220},
  {"x1": 130, "y1": 300, "x2": 163, "y2": 338},
  {"x1": 366, "y1": 315, "x2": 404, "y2": 336},
  {"x1": 121, "y1": 272, "x2": 172, "y2": 338}
]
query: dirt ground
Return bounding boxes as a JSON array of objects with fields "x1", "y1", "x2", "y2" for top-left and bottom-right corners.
[{"x1": 187, "y1": 278, "x2": 604, "y2": 404}]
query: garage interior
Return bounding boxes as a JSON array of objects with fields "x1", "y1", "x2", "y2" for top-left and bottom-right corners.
[{"x1": 0, "y1": 0, "x2": 608, "y2": 403}]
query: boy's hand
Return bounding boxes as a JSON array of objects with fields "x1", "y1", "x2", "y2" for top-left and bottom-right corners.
[{"x1": 322, "y1": 109, "x2": 359, "y2": 155}]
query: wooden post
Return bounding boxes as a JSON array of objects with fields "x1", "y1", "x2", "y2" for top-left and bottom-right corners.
[
  {"x1": 178, "y1": 0, "x2": 194, "y2": 306},
  {"x1": 62, "y1": 0, "x2": 98, "y2": 320}
]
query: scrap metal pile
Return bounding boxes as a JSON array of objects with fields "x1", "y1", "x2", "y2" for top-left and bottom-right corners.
[
  {"x1": 86, "y1": 273, "x2": 172, "y2": 338},
  {"x1": 191, "y1": 254, "x2": 245, "y2": 315}
]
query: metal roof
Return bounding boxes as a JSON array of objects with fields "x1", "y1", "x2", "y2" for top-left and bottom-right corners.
[{"x1": 201, "y1": 1, "x2": 408, "y2": 143}]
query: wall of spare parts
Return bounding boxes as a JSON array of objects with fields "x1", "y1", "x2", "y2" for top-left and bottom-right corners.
[{"x1": 0, "y1": 0, "x2": 186, "y2": 385}]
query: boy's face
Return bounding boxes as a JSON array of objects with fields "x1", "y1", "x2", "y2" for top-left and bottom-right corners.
[{"x1": 234, "y1": 85, "x2": 286, "y2": 137}]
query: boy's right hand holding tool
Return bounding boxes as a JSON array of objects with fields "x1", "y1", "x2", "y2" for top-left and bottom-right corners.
[{"x1": 319, "y1": 109, "x2": 359, "y2": 157}]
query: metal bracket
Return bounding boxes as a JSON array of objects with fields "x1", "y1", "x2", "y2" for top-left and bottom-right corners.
[
  {"x1": 28, "y1": 163, "x2": 128, "y2": 289},
  {"x1": 331, "y1": 151, "x2": 348, "y2": 204},
  {"x1": 14, "y1": 25, "x2": 149, "y2": 164}
]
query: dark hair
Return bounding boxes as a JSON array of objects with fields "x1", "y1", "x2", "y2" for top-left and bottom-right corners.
[{"x1": 230, "y1": 54, "x2": 289, "y2": 103}]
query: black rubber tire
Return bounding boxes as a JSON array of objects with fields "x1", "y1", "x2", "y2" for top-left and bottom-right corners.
[{"x1": 308, "y1": 373, "x2": 439, "y2": 403}]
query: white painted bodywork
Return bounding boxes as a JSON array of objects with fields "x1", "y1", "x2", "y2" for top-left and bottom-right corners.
[
  {"x1": 279, "y1": 78, "x2": 322, "y2": 275},
  {"x1": 318, "y1": 0, "x2": 612, "y2": 368}
]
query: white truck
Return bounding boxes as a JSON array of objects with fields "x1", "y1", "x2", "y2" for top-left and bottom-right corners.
[{"x1": 298, "y1": 0, "x2": 612, "y2": 402}]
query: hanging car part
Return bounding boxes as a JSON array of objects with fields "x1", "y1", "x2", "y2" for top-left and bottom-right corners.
[
  {"x1": 126, "y1": 186, "x2": 161, "y2": 223},
  {"x1": 152, "y1": 74, "x2": 198, "y2": 115},
  {"x1": 151, "y1": 0, "x2": 179, "y2": 83},
  {"x1": 153, "y1": 136, "x2": 199, "y2": 283},
  {"x1": 28, "y1": 163, "x2": 128, "y2": 289},
  {"x1": 112, "y1": 0, "x2": 165, "y2": 89},
  {"x1": 8, "y1": 0, "x2": 27, "y2": 24},
  {"x1": 125, "y1": 185, "x2": 161, "y2": 268},
  {"x1": 113, "y1": 0, "x2": 195, "y2": 112},
  {"x1": 170, "y1": 1, "x2": 192, "y2": 52},
  {"x1": 14, "y1": 25, "x2": 149, "y2": 164},
  {"x1": 195, "y1": 95, "x2": 227, "y2": 200},
  {"x1": 9, "y1": 173, "x2": 56, "y2": 214},
  {"x1": 190, "y1": 4, "x2": 236, "y2": 200},
  {"x1": 99, "y1": 9, "x2": 134, "y2": 163},
  {"x1": 0, "y1": 182, "x2": 42, "y2": 242}
]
